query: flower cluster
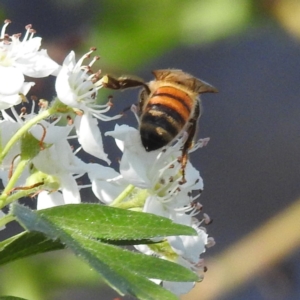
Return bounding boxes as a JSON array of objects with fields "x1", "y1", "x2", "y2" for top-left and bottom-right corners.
[{"x1": 0, "y1": 20, "x2": 214, "y2": 297}]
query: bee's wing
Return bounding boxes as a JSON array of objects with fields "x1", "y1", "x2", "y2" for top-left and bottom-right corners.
[{"x1": 152, "y1": 69, "x2": 218, "y2": 94}]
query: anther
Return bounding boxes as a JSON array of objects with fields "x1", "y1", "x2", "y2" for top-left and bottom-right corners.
[
  {"x1": 203, "y1": 213, "x2": 213, "y2": 225},
  {"x1": 66, "y1": 115, "x2": 74, "y2": 125},
  {"x1": 191, "y1": 201, "x2": 203, "y2": 211},
  {"x1": 25, "y1": 24, "x2": 32, "y2": 30},
  {"x1": 13, "y1": 33, "x2": 21, "y2": 39},
  {"x1": 38, "y1": 99, "x2": 49, "y2": 109},
  {"x1": 20, "y1": 107, "x2": 27, "y2": 114},
  {"x1": 179, "y1": 177, "x2": 187, "y2": 185},
  {"x1": 206, "y1": 237, "x2": 216, "y2": 248}
]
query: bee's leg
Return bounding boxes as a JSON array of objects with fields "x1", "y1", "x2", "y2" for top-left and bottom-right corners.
[
  {"x1": 102, "y1": 74, "x2": 150, "y2": 93},
  {"x1": 180, "y1": 102, "x2": 200, "y2": 184}
]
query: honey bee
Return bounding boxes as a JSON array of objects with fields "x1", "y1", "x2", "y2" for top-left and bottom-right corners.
[{"x1": 102, "y1": 69, "x2": 217, "y2": 181}]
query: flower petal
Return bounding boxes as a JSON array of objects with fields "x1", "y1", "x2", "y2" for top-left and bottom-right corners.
[
  {"x1": 37, "y1": 191, "x2": 66, "y2": 210},
  {"x1": 0, "y1": 66, "x2": 24, "y2": 95},
  {"x1": 75, "y1": 114, "x2": 110, "y2": 164}
]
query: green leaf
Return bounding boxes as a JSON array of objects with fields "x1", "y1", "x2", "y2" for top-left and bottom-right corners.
[
  {"x1": 0, "y1": 231, "x2": 64, "y2": 266},
  {"x1": 12, "y1": 203, "x2": 198, "y2": 299},
  {"x1": 63, "y1": 233, "x2": 187, "y2": 300},
  {"x1": 34, "y1": 203, "x2": 197, "y2": 240},
  {"x1": 20, "y1": 132, "x2": 41, "y2": 160},
  {"x1": 73, "y1": 233, "x2": 198, "y2": 282}
]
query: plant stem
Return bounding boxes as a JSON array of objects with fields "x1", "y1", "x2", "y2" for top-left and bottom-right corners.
[
  {"x1": 110, "y1": 184, "x2": 135, "y2": 207},
  {"x1": 0, "y1": 110, "x2": 51, "y2": 163},
  {"x1": 0, "y1": 159, "x2": 29, "y2": 209},
  {"x1": 0, "y1": 213, "x2": 15, "y2": 228}
]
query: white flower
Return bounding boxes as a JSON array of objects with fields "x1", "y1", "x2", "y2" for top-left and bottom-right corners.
[
  {"x1": 163, "y1": 279, "x2": 195, "y2": 296},
  {"x1": 106, "y1": 124, "x2": 204, "y2": 199},
  {"x1": 55, "y1": 49, "x2": 121, "y2": 162},
  {"x1": 29, "y1": 119, "x2": 73, "y2": 144},
  {"x1": 55, "y1": 49, "x2": 111, "y2": 117},
  {"x1": 37, "y1": 191, "x2": 66, "y2": 210},
  {"x1": 167, "y1": 217, "x2": 208, "y2": 264},
  {"x1": 0, "y1": 79, "x2": 34, "y2": 110},
  {"x1": 32, "y1": 139, "x2": 87, "y2": 206},
  {"x1": 105, "y1": 124, "x2": 212, "y2": 295},
  {"x1": 0, "y1": 20, "x2": 59, "y2": 79},
  {"x1": 0, "y1": 20, "x2": 59, "y2": 109},
  {"x1": 162, "y1": 256, "x2": 199, "y2": 295},
  {"x1": 105, "y1": 124, "x2": 162, "y2": 188},
  {"x1": 105, "y1": 125, "x2": 206, "y2": 215},
  {"x1": 87, "y1": 163, "x2": 127, "y2": 204}
]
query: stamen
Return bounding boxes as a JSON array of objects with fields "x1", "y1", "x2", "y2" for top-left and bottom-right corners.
[
  {"x1": 73, "y1": 173, "x2": 85, "y2": 180},
  {"x1": 130, "y1": 105, "x2": 140, "y2": 124},
  {"x1": 160, "y1": 178, "x2": 166, "y2": 185},
  {"x1": 175, "y1": 205, "x2": 193, "y2": 213},
  {"x1": 20, "y1": 107, "x2": 27, "y2": 118},
  {"x1": 30, "y1": 97, "x2": 37, "y2": 114},
  {"x1": 1, "y1": 110, "x2": 15, "y2": 122},
  {"x1": 66, "y1": 115, "x2": 74, "y2": 125},
  {"x1": 12, "y1": 33, "x2": 21, "y2": 39},
  {"x1": 78, "y1": 183, "x2": 92, "y2": 189},
  {"x1": 88, "y1": 102, "x2": 113, "y2": 109},
  {"x1": 88, "y1": 56, "x2": 100, "y2": 67},
  {"x1": 8, "y1": 181, "x2": 44, "y2": 195},
  {"x1": 92, "y1": 112, "x2": 122, "y2": 122},
  {"x1": 73, "y1": 146, "x2": 82, "y2": 155},
  {"x1": 189, "y1": 206, "x2": 200, "y2": 217},
  {"x1": 38, "y1": 99, "x2": 49, "y2": 109},
  {"x1": 191, "y1": 200, "x2": 203, "y2": 210},
  {"x1": 203, "y1": 213, "x2": 213, "y2": 225},
  {"x1": 8, "y1": 154, "x2": 20, "y2": 179},
  {"x1": 10, "y1": 106, "x2": 23, "y2": 123},
  {"x1": 106, "y1": 174, "x2": 124, "y2": 183},
  {"x1": 75, "y1": 49, "x2": 95, "y2": 71},
  {"x1": 206, "y1": 237, "x2": 216, "y2": 248},
  {"x1": 36, "y1": 123, "x2": 47, "y2": 150},
  {"x1": 1, "y1": 20, "x2": 11, "y2": 39},
  {"x1": 189, "y1": 137, "x2": 210, "y2": 153},
  {"x1": 23, "y1": 24, "x2": 32, "y2": 42},
  {"x1": 29, "y1": 29, "x2": 36, "y2": 39}
]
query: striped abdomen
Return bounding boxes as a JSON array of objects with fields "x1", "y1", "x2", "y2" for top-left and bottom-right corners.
[{"x1": 139, "y1": 86, "x2": 195, "y2": 151}]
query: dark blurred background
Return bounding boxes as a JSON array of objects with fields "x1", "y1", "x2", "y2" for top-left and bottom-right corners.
[{"x1": 1, "y1": 1, "x2": 300, "y2": 299}]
